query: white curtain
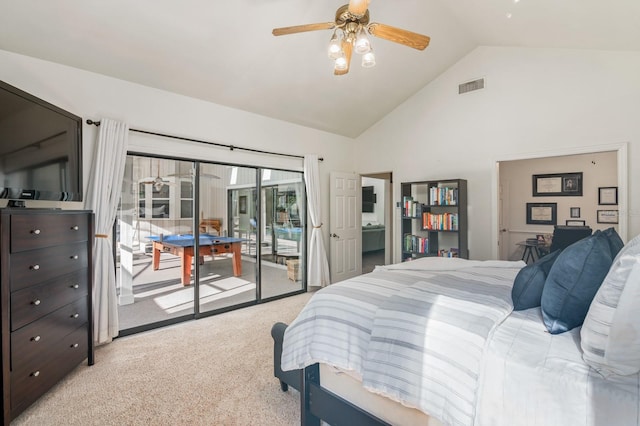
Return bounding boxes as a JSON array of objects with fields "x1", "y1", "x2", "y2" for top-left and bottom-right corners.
[
  {"x1": 303, "y1": 155, "x2": 330, "y2": 287},
  {"x1": 84, "y1": 118, "x2": 129, "y2": 344}
]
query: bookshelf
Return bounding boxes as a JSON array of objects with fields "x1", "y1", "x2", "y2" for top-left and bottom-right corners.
[{"x1": 401, "y1": 179, "x2": 468, "y2": 261}]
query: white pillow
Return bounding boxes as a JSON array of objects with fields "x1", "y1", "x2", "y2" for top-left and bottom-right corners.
[
  {"x1": 613, "y1": 233, "x2": 640, "y2": 263},
  {"x1": 581, "y1": 240, "x2": 640, "y2": 377}
]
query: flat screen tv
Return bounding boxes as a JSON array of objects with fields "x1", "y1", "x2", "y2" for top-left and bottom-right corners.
[
  {"x1": 0, "y1": 80, "x2": 82, "y2": 203},
  {"x1": 362, "y1": 186, "x2": 376, "y2": 213}
]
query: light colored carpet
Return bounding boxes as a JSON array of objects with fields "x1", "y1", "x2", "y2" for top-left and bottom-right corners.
[{"x1": 13, "y1": 291, "x2": 315, "y2": 426}]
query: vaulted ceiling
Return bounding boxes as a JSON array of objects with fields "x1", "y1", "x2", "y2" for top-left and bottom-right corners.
[{"x1": 1, "y1": 0, "x2": 639, "y2": 138}]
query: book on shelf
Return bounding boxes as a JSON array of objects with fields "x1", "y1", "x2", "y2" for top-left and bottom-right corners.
[
  {"x1": 422, "y1": 212, "x2": 459, "y2": 231},
  {"x1": 430, "y1": 187, "x2": 458, "y2": 206},
  {"x1": 404, "y1": 233, "x2": 429, "y2": 254},
  {"x1": 402, "y1": 196, "x2": 423, "y2": 218}
]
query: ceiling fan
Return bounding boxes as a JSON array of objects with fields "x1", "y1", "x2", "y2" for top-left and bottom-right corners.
[
  {"x1": 272, "y1": 0, "x2": 430, "y2": 75},
  {"x1": 140, "y1": 160, "x2": 173, "y2": 192}
]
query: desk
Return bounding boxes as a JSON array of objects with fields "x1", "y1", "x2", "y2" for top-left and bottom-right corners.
[
  {"x1": 149, "y1": 234, "x2": 244, "y2": 285},
  {"x1": 517, "y1": 240, "x2": 548, "y2": 264}
]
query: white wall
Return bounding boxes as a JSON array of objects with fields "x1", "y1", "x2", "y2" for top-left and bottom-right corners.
[
  {"x1": 3, "y1": 46, "x2": 639, "y2": 266},
  {"x1": 0, "y1": 49, "x2": 355, "y2": 258},
  {"x1": 355, "y1": 46, "x2": 640, "y2": 261}
]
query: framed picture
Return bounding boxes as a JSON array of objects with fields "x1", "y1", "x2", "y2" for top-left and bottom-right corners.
[
  {"x1": 597, "y1": 209, "x2": 619, "y2": 224},
  {"x1": 526, "y1": 202, "x2": 557, "y2": 225},
  {"x1": 239, "y1": 195, "x2": 247, "y2": 214},
  {"x1": 532, "y1": 172, "x2": 583, "y2": 196},
  {"x1": 570, "y1": 207, "x2": 581, "y2": 218},
  {"x1": 598, "y1": 187, "x2": 618, "y2": 205},
  {"x1": 566, "y1": 219, "x2": 586, "y2": 226}
]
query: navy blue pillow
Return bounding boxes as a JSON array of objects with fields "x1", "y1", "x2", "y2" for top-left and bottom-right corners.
[
  {"x1": 541, "y1": 230, "x2": 614, "y2": 334},
  {"x1": 511, "y1": 250, "x2": 562, "y2": 310},
  {"x1": 603, "y1": 227, "x2": 624, "y2": 258}
]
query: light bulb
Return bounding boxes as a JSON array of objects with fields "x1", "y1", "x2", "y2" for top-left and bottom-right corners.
[
  {"x1": 354, "y1": 27, "x2": 371, "y2": 54},
  {"x1": 335, "y1": 56, "x2": 348, "y2": 71},
  {"x1": 361, "y1": 51, "x2": 376, "y2": 68},
  {"x1": 327, "y1": 31, "x2": 342, "y2": 59}
]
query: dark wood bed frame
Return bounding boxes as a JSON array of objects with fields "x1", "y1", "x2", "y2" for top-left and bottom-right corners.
[{"x1": 271, "y1": 322, "x2": 390, "y2": 426}]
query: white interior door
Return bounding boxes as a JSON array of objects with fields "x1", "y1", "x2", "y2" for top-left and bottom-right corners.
[
  {"x1": 499, "y1": 179, "x2": 510, "y2": 260},
  {"x1": 330, "y1": 171, "x2": 361, "y2": 283}
]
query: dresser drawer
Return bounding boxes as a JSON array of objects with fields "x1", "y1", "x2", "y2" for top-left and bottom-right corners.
[
  {"x1": 11, "y1": 325, "x2": 88, "y2": 414},
  {"x1": 11, "y1": 297, "x2": 88, "y2": 370},
  {"x1": 10, "y1": 213, "x2": 89, "y2": 253},
  {"x1": 11, "y1": 269, "x2": 89, "y2": 331},
  {"x1": 9, "y1": 242, "x2": 88, "y2": 289}
]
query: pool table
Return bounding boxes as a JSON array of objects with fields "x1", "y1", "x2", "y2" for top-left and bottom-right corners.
[{"x1": 148, "y1": 234, "x2": 244, "y2": 285}]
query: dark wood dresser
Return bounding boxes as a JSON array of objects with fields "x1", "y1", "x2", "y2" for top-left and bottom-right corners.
[{"x1": 0, "y1": 208, "x2": 94, "y2": 424}]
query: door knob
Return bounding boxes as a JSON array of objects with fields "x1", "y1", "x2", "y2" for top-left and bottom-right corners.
[{"x1": 331, "y1": 233, "x2": 339, "y2": 238}]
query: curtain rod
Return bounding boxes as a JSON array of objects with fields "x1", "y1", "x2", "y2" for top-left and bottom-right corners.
[{"x1": 85, "y1": 119, "x2": 323, "y2": 162}]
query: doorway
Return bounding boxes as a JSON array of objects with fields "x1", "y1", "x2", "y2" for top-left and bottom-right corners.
[
  {"x1": 496, "y1": 145, "x2": 627, "y2": 261},
  {"x1": 361, "y1": 173, "x2": 392, "y2": 273}
]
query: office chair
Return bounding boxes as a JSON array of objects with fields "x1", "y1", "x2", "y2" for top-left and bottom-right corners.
[{"x1": 549, "y1": 225, "x2": 592, "y2": 253}]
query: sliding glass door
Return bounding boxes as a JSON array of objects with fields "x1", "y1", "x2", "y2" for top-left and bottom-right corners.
[
  {"x1": 259, "y1": 169, "x2": 306, "y2": 298},
  {"x1": 116, "y1": 156, "x2": 196, "y2": 330},
  {"x1": 198, "y1": 164, "x2": 257, "y2": 315},
  {"x1": 116, "y1": 155, "x2": 306, "y2": 333}
]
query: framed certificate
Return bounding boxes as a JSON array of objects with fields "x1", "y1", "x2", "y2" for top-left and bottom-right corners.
[
  {"x1": 598, "y1": 187, "x2": 618, "y2": 205},
  {"x1": 526, "y1": 203, "x2": 557, "y2": 225},
  {"x1": 597, "y1": 210, "x2": 619, "y2": 224},
  {"x1": 533, "y1": 172, "x2": 583, "y2": 196}
]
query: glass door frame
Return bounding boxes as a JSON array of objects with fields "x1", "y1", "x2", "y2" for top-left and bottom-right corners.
[{"x1": 117, "y1": 154, "x2": 308, "y2": 337}]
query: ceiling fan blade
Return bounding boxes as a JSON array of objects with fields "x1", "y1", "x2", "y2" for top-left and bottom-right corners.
[
  {"x1": 348, "y1": 0, "x2": 370, "y2": 17},
  {"x1": 368, "y1": 23, "x2": 430, "y2": 50},
  {"x1": 272, "y1": 22, "x2": 335, "y2": 36},
  {"x1": 334, "y1": 40, "x2": 353, "y2": 76}
]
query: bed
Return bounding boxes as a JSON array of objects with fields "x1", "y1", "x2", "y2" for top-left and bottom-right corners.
[{"x1": 272, "y1": 229, "x2": 640, "y2": 426}]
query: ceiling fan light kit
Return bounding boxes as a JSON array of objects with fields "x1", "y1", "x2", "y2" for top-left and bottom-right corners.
[
  {"x1": 272, "y1": 0, "x2": 430, "y2": 76},
  {"x1": 361, "y1": 50, "x2": 376, "y2": 68},
  {"x1": 328, "y1": 30, "x2": 342, "y2": 59},
  {"x1": 354, "y1": 27, "x2": 371, "y2": 54}
]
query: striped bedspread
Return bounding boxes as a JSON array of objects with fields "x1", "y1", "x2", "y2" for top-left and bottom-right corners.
[{"x1": 281, "y1": 257, "x2": 523, "y2": 426}]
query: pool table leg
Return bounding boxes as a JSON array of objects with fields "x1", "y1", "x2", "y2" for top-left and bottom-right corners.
[
  {"x1": 232, "y1": 243, "x2": 242, "y2": 276},
  {"x1": 182, "y1": 252, "x2": 192, "y2": 286},
  {"x1": 152, "y1": 246, "x2": 160, "y2": 270}
]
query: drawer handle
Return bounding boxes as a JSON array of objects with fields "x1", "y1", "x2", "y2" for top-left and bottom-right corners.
[
  {"x1": 30, "y1": 264, "x2": 40, "y2": 271},
  {"x1": 71, "y1": 225, "x2": 79, "y2": 231},
  {"x1": 32, "y1": 299, "x2": 41, "y2": 306},
  {"x1": 31, "y1": 371, "x2": 40, "y2": 378},
  {"x1": 71, "y1": 313, "x2": 79, "y2": 319},
  {"x1": 70, "y1": 255, "x2": 79, "y2": 260},
  {"x1": 70, "y1": 343, "x2": 79, "y2": 349},
  {"x1": 31, "y1": 335, "x2": 41, "y2": 342},
  {"x1": 31, "y1": 229, "x2": 41, "y2": 235},
  {"x1": 71, "y1": 284, "x2": 80, "y2": 289}
]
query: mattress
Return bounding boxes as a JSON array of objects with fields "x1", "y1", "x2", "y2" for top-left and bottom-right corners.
[
  {"x1": 282, "y1": 257, "x2": 524, "y2": 426},
  {"x1": 320, "y1": 363, "x2": 442, "y2": 426},
  {"x1": 476, "y1": 308, "x2": 640, "y2": 426}
]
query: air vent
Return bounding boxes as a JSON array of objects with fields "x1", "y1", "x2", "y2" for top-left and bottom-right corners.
[{"x1": 458, "y1": 78, "x2": 485, "y2": 94}]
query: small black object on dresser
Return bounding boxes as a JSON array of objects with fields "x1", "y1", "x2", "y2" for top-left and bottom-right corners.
[{"x1": 0, "y1": 208, "x2": 95, "y2": 424}]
